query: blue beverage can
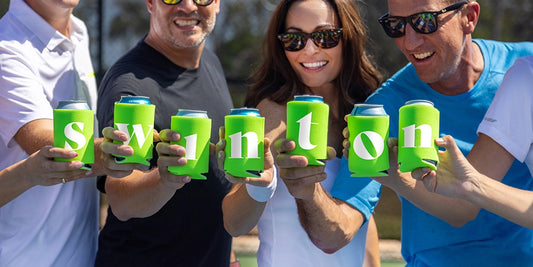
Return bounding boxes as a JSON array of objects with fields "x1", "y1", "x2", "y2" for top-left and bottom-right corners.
[
  {"x1": 113, "y1": 95, "x2": 155, "y2": 166},
  {"x1": 286, "y1": 94, "x2": 329, "y2": 166},
  {"x1": 54, "y1": 100, "x2": 94, "y2": 170},
  {"x1": 176, "y1": 109, "x2": 209, "y2": 118},
  {"x1": 118, "y1": 96, "x2": 152, "y2": 105},
  {"x1": 169, "y1": 109, "x2": 212, "y2": 180},
  {"x1": 348, "y1": 104, "x2": 389, "y2": 177},
  {"x1": 229, "y1": 107, "x2": 261, "y2": 117},
  {"x1": 398, "y1": 99, "x2": 440, "y2": 172},
  {"x1": 224, "y1": 108, "x2": 265, "y2": 177},
  {"x1": 57, "y1": 100, "x2": 91, "y2": 110}
]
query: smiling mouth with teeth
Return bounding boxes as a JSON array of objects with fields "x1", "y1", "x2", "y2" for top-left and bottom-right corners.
[
  {"x1": 413, "y1": 52, "x2": 434, "y2": 60},
  {"x1": 175, "y1": 20, "x2": 199, "y2": 26},
  {"x1": 302, "y1": 61, "x2": 327, "y2": 68}
]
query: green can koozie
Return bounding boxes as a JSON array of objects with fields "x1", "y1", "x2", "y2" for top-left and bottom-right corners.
[
  {"x1": 348, "y1": 104, "x2": 389, "y2": 177},
  {"x1": 53, "y1": 100, "x2": 94, "y2": 170},
  {"x1": 286, "y1": 95, "x2": 329, "y2": 166},
  {"x1": 398, "y1": 100, "x2": 440, "y2": 172},
  {"x1": 168, "y1": 109, "x2": 211, "y2": 180},
  {"x1": 224, "y1": 108, "x2": 265, "y2": 178},
  {"x1": 113, "y1": 96, "x2": 155, "y2": 166}
]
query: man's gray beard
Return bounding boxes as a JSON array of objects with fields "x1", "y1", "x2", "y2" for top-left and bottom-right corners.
[
  {"x1": 172, "y1": 16, "x2": 215, "y2": 49},
  {"x1": 174, "y1": 31, "x2": 209, "y2": 48}
]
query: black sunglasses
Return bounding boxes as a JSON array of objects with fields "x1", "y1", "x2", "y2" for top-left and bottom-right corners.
[
  {"x1": 378, "y1": 1, "x2": 468, "y2": 38},
  {"x1": 162, "y1": 0, "x2": 214, "y2": 6},
  {"x1": 277, "y1": 28, "x2": 343, "y2": 52}
]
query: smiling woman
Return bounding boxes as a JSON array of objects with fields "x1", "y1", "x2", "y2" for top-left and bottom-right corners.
[{"x1": 220, "y1": 0, "x2": 383, "y2": 266}]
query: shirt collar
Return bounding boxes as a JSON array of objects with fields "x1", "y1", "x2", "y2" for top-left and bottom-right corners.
[{"x1": 9, "y1": 0, "x2": 83, "y2": 52}]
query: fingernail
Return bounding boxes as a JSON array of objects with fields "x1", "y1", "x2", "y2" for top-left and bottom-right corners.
[{"x1": 73, "y1": 161, "x2": 83, "y2": 168}]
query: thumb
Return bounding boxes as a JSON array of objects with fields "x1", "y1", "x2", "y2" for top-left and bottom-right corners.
[{"x1": 436, "y1": 135, "x2": 459, "y2": 154}]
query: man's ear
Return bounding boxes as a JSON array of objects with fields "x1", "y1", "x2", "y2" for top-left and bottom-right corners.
[
  {"x1": 463, "y1": 1, "x2": 480, "y2": 34},
  {"x1": 146, "y1": 0, "x2": 154, "y2": 15}
]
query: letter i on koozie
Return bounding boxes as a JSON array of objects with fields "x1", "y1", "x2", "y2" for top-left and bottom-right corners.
[
  {"x1": 347, "y1": 104, "x2": 389, "y2": 177},
  {"x1": 113, "y1": 96, "x2": 155, "y2": 166},
  {"x1": 168, "y1": 109, "x2": 211, "y2": 180},
  {"x1": 286, "y1": 95, "x2": 329, "y2": 166},
  {"x1": 53, "y1": 100, "x2": 94, "y2": 170},
  {"x1": 224, "y1": 108, "x2": 265, "y2": 177}
]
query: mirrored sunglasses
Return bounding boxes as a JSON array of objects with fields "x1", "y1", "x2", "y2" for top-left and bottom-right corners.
[
  {"x1": 162, "y1": 0, "x2": 214, "y2": 6},
  {"x1": 378, "y1": 1, "x2": 468, "y2": 38},
  {"x1": 277, "y1": 28, "x2": 343, "y2": 52}
]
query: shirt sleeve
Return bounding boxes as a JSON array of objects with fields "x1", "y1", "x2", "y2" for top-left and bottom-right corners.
[
  {"x1": 0, "y1": 44, "x2": 54, "y2": 146},
  {"x1": 477, "y1": 57, "x2": 533, "y2": 162},
  {"x1": 330, "y1": 156, "x2": 382, "y2": 222}
]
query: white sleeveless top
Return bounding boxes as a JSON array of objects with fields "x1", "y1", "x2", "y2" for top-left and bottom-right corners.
[{"x1": 257, "y1": 157, "x2": 368, "y2": 266}]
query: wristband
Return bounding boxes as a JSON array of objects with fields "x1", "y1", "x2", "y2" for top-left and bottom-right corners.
[{"x1": 245, "y1": 167, "x2": 278, "y2": 202}]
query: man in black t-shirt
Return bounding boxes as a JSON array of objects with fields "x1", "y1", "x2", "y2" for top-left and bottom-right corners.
[{"x1": 94, "y1": 0, "x2": 234, "y2": 266}]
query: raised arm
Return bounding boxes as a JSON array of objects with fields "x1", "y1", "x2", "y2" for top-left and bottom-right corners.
[
  {"x1": 220, "y1": 131, "x2": 275, "y2": 237},
  {"x1": 0, "y1": 146, "x2": 88, "y2": 207},
  {"x1": 104, "y1": 129, "x2": 191, "y2": 221},
  {"x1": 221, "y1": 100, "x2": 282, "y2": 236},
  {"x1": 416, "y1": 134, "x2": 533, "y2": 228},
  {"x1": 372, "y1": 137, "x2": 479, "y2": 227},
  {"x1": 275, "y1": 137, "x2": 365, "y2": 253}
]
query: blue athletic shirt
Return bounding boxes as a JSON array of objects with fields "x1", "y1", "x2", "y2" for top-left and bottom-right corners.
[{"x1": 334, "y1": 39, "x2": 533, "y2": 266}]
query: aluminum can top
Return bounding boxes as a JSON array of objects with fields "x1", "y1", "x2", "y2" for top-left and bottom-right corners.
[
  {"x1": 229, "y1": 107, "x2": 261, "y2": 117},
  {"x1": 350, "y1": 104, "x2": 387, "y2": 116},
  {"x1": 56, "y1": 100, "x2": 90, "y2": 110},
  {"x1": 176, "y1": 109, "x2": 209, "y2": 118},
  {"x1": 404, "y1": 99, "x2": 434, "y2": 107},
  {"x1": 293, "y1": 94, "x2": 324, "y2": 103},
  {"x1": 118, "y1": 96, "x2": 152, "y2": 105}
]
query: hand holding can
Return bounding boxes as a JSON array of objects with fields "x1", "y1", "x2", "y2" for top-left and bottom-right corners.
[
  {"x1": 53, "y1": 100, "x2": 94, "y2": 170},
  {"x1": 168, "y1": 109, "x2": 211, "y2": 180},
  {"x1": 224, "y1": 108, "x2": 265, "y2": 178},
  {"x1": 113, "y1": 96, "x2": 155, "y2": 166},
  {"x1": 286, "y1": 95, "x2": 329, "y2": 166},
  {"x1": 347, "y1": 104, "x2": 389, "y2": 177},
  {"x1": 398, "y1": 100, "x2": 440, "y2": 172}
]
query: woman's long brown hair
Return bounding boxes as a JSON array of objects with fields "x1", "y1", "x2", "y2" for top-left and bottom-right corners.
[{"x1": 244, "y1": 0, "x2": 382, "y2": 118}]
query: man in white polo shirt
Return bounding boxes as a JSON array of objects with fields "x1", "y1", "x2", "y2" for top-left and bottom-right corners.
[{"x1": 0, "y1": 0, "x2": 125, "y2": 266}]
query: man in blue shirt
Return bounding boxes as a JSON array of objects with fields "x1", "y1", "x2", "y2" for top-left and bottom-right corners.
[{"x1": 282, "y1": 0, "x2": 533, "y2": 266}]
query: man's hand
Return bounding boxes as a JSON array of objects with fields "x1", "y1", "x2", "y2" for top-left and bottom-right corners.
[
  {"x1": 23, "y1": 146, "x2": 88, "y2": 186},
  {"x1": 274, "y1": 138, "x2": 335, "y2": 200},
  {"x1": 97, "y1": 126, "x2": 147, "y2": 178},
  {"x1": 411, "y1": 135, "x2": 475, "y2": 198},
  {"x1": 216, "y1": 126, "x2": 275, "y2": 187},
  {"x1": 156, "y1": 129, "x2": 191, "y2": 190}
]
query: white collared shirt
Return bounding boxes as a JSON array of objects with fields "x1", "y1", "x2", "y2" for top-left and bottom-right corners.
[{"x1": 0, "y1": 0, "x2": 98, "y2": 266}]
